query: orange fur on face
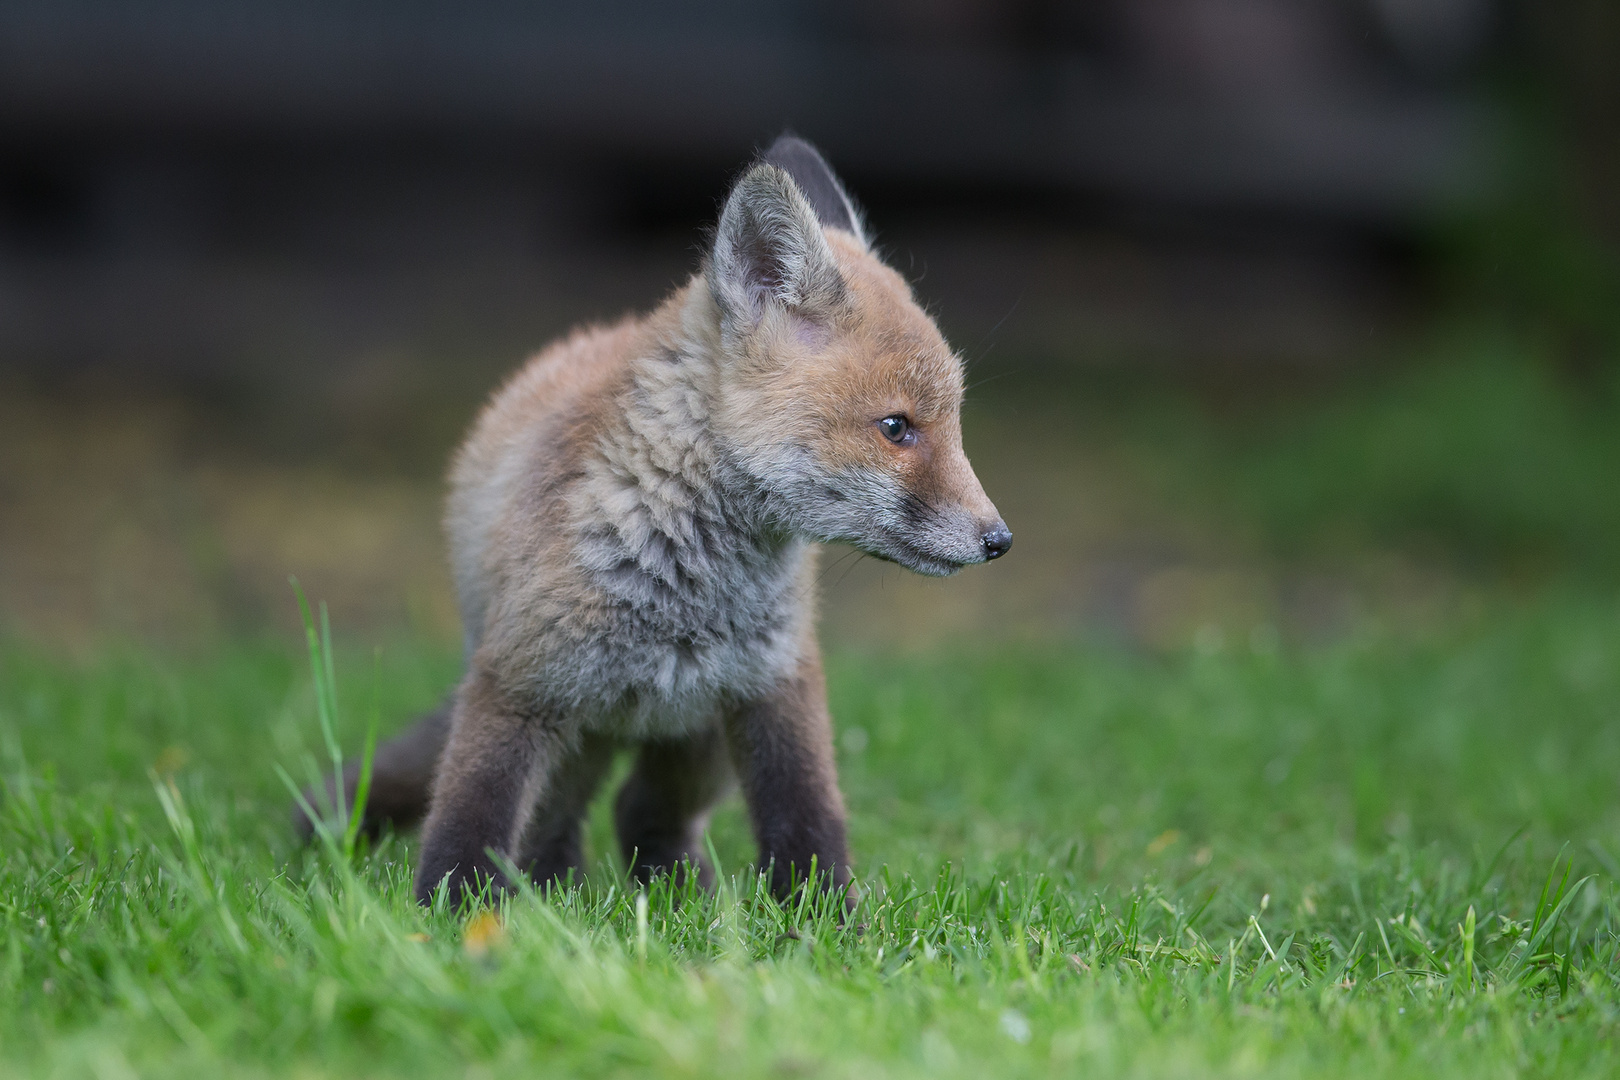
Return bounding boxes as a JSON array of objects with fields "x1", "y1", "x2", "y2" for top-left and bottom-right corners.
[{"x1": 714, "y1": 227, "x2": 1002, "y2": 575}]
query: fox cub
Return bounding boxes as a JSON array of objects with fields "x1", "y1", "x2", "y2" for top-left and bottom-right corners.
[{"x1": 298, "y1": 136, "x2": 1010, "y2": 907}]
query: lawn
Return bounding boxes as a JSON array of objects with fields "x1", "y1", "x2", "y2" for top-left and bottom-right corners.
[
  {"x1": 4, "y1": 592, "x2": 1620, "y2": 1078},
  {"x1": 4, "y1": 334, "x2": 1620, "y2": 1077}
]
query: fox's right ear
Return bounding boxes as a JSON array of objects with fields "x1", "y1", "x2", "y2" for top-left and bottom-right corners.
[{"x1": 707, "y1": 164, "x2": 846, "y2": 338}]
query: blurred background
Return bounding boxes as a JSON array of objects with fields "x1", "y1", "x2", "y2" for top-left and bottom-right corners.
[{"x1": 0, "y1": 0, "x2": 1616, "y2": 652}]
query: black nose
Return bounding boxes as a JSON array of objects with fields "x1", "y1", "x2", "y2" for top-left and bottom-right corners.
[{"x1": 981, "y1": 524, "x2": 1012, "y2": 560}]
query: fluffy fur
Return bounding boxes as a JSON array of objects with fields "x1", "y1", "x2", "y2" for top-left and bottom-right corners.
[{"x1": 296, "y1": 136, "x2": 1010, "y2": 908}]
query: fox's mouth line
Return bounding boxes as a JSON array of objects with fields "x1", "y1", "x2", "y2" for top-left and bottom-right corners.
[{"x1": 858, "y1": 536, "x2": 971, "y2": 576}]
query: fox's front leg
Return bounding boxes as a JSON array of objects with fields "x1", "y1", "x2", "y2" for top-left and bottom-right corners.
[
  {"x1": 414, "y1": 666, "x2": 559, "y2": 908},
  {"x1": 724, "y1": 644, "x2": 852, "y2": 901}
]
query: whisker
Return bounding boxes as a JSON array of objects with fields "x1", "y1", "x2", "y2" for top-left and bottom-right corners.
[
  {"x1": 962, "y1": 296, "x2": 1022, "y2": 377},
  {"x1": 965, "y1": 370, "x2": 1016, "y2": 394},
  {"x1": 832, "y1": 551, "x2": 874, "y2": 590},
  {"x1": 815, "y1": 546, "x2": 863, "y2": 586}
]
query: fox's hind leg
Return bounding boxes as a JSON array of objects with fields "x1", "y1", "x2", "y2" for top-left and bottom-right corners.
[
  {"x1": 514, "y1": 732, "x2": 616, "y2": 891},
  {"x1": 614, "y1": 725, "x2": 734, "y2": 888},
  {"x1": 292, "y1": 700, "x2": 451, "y2": 842}
]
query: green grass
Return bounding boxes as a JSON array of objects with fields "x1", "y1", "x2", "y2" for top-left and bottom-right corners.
[{"x1": 4, "y1": 591, "x2": 1620, "y2": 1078}]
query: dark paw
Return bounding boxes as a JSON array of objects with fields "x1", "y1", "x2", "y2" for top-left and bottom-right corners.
[
  {"x1": 414, "y1": 860, "x2": 508, "y2": 909},
  {"x1": 766, "y1": 860, "x2": 856, "y2": 912},
  {"x1": 524, "y1": 855, "x2": 588, "y2": 894},
  {"x1": 629, "y1": 849, "x2": 715, "y2": 892}
]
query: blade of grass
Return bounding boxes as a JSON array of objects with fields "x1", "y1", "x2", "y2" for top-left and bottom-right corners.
[
  {"x1": 341, "y1": 647, "x2": 384, "y2": 860},
  {"x1": 318, "y1": 598, "x2": 345, "y2": 839},
  {"x1": 1458, "y1": 905, "x2": 1476, "y2": 992},
  {"x1": 290, "y1": 577, "x2": 351, "y2": 849}
]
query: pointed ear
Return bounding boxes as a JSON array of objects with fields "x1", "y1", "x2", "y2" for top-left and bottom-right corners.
[
  {"x1": 759, "y1": 134, "x2": 867, "y2": 246},
  {"x1": 707, "y1": 163, "x2": 847, "y2": 334}
]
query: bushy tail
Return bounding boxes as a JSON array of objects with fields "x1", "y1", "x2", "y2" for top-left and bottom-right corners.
[{"x1": 291, "y1": 700, "x2": 452, "y2": 842}]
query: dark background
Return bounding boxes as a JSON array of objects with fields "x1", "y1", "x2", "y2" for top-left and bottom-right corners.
[{"x1": 1, "y1": 0, "x2": 1617, "y2": 649}]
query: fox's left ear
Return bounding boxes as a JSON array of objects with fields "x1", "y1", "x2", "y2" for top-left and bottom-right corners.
[{"x1": 708, "y1": 163, "x2": 847, "y2": 337}]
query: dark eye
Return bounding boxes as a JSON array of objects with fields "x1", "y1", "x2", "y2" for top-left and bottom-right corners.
[{"x1": 877, "y1": 415, "x2": 914, "y2": 445}]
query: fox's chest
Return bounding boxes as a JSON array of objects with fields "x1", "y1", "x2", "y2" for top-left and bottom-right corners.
[{"x1": 534, "y1": 532, "x2": 811, "y2": 738}]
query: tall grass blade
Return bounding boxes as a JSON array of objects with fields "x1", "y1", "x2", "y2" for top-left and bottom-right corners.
[
  {"x1": 290, "y1": 577, "x2": 355, "y2": 852},
  {"x1": 1459, "y1": 905, "x2": 1476, "y2": 992},
  {"x1": 342, "y1": 647, "x2": 384, "y2": 860}
]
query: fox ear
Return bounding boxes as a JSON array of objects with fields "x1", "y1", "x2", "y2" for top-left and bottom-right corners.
[
  {"x1": 759, "y1": 135, "x2": 867, "y2": 246},
  {"x1": 708, "y1": 163, "x2": 847, "y2": 335}
]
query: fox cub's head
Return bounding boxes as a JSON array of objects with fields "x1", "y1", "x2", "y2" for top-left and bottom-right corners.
[{"x1": 703, "y1": 136, "x2": 1010, "y2": 576}]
